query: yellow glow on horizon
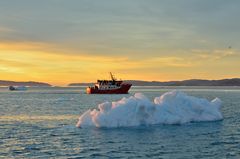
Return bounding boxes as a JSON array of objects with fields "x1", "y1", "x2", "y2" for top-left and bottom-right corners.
[{"x1": 0, "y1": 41, "x2": 239, "y2": 86}]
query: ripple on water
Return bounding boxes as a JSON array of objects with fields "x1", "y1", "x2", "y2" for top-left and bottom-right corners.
[{"x1": 1, "y1": 88, "x2": 240, "y2": 158}]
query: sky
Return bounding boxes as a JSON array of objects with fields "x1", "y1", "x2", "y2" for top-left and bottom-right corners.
[{"x1": 0, "y1": 0, "x2": 239, "y2": 85}]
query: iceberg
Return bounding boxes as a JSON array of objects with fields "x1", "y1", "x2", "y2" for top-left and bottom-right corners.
[{"x1": 76, "y1": 91, "x2": 223, "y2": 128}]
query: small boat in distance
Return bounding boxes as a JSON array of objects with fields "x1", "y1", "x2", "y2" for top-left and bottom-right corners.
[
  {"x1": 9, "y1": 86, "x2": 27, "y2": 91},
  {"x1": 86, "y1": 72, "x2": 132, "y2": 94}
]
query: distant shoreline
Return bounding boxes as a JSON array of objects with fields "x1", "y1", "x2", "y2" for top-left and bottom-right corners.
[
  {"x1": 0, "y1": 80, "x2": 51, "y2": 87},
  {"x1": 68, "y1": 78, "x2": 240, "y2": 87}
]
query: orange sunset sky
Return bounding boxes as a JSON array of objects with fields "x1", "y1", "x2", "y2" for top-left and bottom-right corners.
[{"x1": 0, "y1": 0, "x2": 239, "y2": 85}]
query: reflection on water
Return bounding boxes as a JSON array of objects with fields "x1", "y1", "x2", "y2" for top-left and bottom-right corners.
[{"x1": 0, "y1": 115, "x2": 79, "y2": 122}]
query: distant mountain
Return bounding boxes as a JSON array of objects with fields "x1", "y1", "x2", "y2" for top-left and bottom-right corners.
[
  {"x1": 125, "y1": 78, "x2": 240, "y2": 86},
  {"x1": 0, "y1": 80, "x2": 51, "y2": 87},
  {"x1": 68, "y1": 78, "x2": 240, "y2": 86}
]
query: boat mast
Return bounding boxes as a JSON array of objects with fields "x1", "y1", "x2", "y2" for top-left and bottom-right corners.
[{"x1": 110, "y1": 72, "x2": 116, "y2": 81}]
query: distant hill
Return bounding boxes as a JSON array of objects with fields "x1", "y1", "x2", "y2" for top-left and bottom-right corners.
[
  {"x1": 125, "y1": 78, "x2": 240, "y2": 86},
  {"x1": 68, "y1": 78, "x2": 240, "y2": 86},
  {"x1": 0, "y1": 80, "x2": 51, "y2": 87}
]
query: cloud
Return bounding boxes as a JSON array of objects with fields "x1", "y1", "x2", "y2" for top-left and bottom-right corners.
[
  {"x1": 192, "y1": 49, "x2": 237, "y2": 60},
  {"x1": 144, "y1": 57, "x2": 194, "y2": 67},
  {"x1": 0, "y1": 26, "x2": 15, "y2": 33},
  {"x1": 0, "y1": 59, "x2": 35, "y2": 68},
  {"x1": 0, "y1": 41, "x2": 53, "y2": 51}
]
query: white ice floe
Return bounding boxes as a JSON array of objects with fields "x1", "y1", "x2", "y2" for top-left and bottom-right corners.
[{"x1": 76, "y1": 91, "x2": 223, "y2": 128}]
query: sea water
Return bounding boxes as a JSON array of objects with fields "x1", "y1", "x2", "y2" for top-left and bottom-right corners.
[{"x1": 0, "y1": 86, "x2": 240, "y2": 158}]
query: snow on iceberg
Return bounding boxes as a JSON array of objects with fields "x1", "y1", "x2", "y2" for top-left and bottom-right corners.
[{"x1": 76, "y1": 91, "x2": 223, "y2": 128}]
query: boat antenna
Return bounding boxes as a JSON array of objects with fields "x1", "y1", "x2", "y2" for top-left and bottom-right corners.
[{"x1": 110, "y1": 72, "x2": 117, "y2": 81}]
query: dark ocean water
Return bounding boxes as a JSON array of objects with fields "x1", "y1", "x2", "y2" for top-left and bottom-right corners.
[{"x1": 0, "y1": 86, "x2": 240, "y2": 158}]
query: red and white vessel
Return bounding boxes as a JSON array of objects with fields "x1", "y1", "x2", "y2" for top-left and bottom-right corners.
[{"x1": 86, "y1": 73, "x2": 132, "y2": 94}]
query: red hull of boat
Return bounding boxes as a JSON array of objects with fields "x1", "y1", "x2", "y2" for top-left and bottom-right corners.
[{"x1": 86, "y1": 84, "x2": 132, "y2": 94}]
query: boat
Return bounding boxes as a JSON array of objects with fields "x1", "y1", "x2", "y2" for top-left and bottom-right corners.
[
  {"x1": 9, "y1": 86, "x2": 27, "y2": 91},
  {"x1": 86, "y1": 73, "x2": 132, "y2": 94}
]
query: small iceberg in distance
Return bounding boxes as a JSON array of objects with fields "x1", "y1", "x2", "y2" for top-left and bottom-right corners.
[
  {"x1": 9, "y1": 86, "x2": 27, "y2": 91},
  {"x1": 76, "y1": 90, "x2": 223, "y2": 128}
]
